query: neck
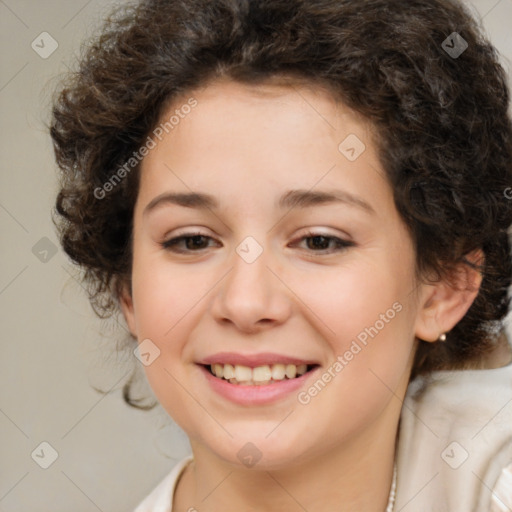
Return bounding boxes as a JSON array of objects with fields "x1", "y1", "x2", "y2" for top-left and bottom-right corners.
[{"x1": 175, "y1": 407, "x2": 400, "y2": 512}]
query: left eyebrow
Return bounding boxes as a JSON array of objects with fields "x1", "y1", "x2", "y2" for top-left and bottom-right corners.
[{"x1": 278, "y1": 189, "x2": 375, "y2": 215}]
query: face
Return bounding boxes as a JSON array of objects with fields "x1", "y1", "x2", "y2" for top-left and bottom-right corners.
[{"x1": 121, "y1": 79, "x2": 434, "y2": 469}]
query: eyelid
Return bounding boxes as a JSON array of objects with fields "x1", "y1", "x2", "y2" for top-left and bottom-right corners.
[
  {"x1": 294, "y1": 227, "x2": 352, "y2": 241},
  {"x1": 160, "y1": 226, "x2": 214, "y2": 241}
]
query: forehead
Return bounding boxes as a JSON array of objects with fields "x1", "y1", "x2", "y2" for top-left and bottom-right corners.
[
  {"x1": 136, "y1": 79, "x2": 391, "y2": 214},
  {"x1": 168, "y1": 77, "x2": 364, "y2": 131}
]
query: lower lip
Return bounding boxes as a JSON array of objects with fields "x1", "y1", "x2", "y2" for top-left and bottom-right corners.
[{"x1": 198, "y1": 365, "x2": 319, "y2": 406}]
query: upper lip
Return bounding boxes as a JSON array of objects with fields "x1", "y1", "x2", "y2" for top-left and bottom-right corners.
[{"x1": 197, "y1": 352, "x2": 319, "y2": 368}]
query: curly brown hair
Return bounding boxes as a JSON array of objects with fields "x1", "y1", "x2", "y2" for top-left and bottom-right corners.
[{"x1": 50, "y1": 0, "x2": 512, "y2": 408}]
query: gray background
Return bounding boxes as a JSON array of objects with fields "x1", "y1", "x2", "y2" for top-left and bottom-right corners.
[{"x1": 1, "y1": 0, "x2": 511, "y2": 510}]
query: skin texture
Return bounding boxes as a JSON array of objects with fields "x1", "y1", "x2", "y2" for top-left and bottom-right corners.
[{"x1": 120, "y1": 80, "x2": 481, "y2": 512}]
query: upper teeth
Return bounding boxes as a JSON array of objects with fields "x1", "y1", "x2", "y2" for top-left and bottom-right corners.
[{"x1": 211, "y1": 363, "x2": 308, "y2": 384}]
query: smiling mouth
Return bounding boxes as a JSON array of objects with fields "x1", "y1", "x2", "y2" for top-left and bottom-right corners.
[{"x1": 204, "y1": 363, "x2": 319, "y2": 386}]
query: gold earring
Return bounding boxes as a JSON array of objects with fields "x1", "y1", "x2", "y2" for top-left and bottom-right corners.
[{"x1": 438, "y1": 333, "x2": 447, "y2": 342}]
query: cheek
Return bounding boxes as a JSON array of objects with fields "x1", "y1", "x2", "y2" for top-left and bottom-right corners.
[
  {"x1": 129, "y1": 251, "x2": 218, "y2": 395},
  {"x1": 131, "y1": 249, "x2": 202, "y2": 339},
  {"x1": 289, "y1": 258, "x2": 412, "y2": 341},
  {"x1": 289, "y1": 256, "x2": 416, "y2": 391},
  {"x1": 130, "y1": 264, "x2": 201, "y2": 426},
  {"x1": 296, "y1": 279, "x2": 414, "y2": 435}
]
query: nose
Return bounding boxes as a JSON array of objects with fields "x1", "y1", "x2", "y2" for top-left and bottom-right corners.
[{"x1": 210, "y1": 239, "x2": 292, "y2": 334}]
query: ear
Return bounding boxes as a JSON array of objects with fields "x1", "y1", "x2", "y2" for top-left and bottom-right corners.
[
  {"x1": 118, "y1": 280, "x2": 138, "y2": 339},
  {"x1": 414, "y1": 249, "x2": 484, "y2": 342}
]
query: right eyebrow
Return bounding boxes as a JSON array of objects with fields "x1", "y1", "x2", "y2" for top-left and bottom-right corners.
[{"x1": 143, "y1": 192, "x2": 219, "y2": 216}]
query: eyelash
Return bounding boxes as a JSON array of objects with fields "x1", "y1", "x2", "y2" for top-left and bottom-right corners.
[{"x1": 160, "y1": 230, "x2": 355, "y2": 255}]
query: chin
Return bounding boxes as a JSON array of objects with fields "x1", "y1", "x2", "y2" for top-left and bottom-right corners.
[{"x1": 204, "y1": 429, "x2": 315, "y2": 471}]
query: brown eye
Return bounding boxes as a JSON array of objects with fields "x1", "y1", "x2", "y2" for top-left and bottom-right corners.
[
  {"x1": 292, "y1": 232, "x2": 355, "y2": 254},
  {"x1": 305, "y1": 235, "x2": 331, "y2": 250},
  {"x1": 161, "y1": 233, "x2": 218, "y2": 253}
]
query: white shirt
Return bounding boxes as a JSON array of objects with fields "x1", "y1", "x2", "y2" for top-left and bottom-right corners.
[{"x1": 134, "y1": 363, "x2": 512, "y2": 511}]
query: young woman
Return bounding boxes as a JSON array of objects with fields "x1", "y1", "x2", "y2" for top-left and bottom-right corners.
[{"x1": 50, "y1": 0, "x2": 512, "y2": 510}]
